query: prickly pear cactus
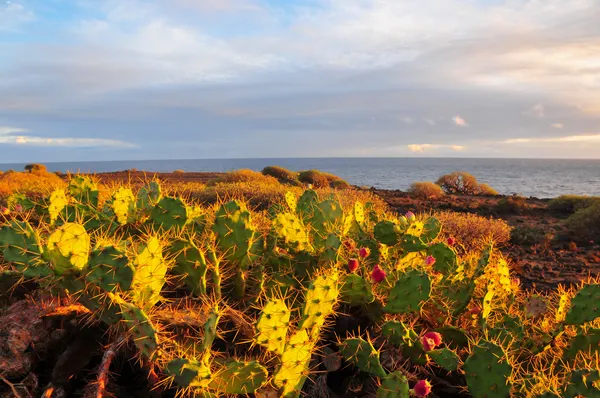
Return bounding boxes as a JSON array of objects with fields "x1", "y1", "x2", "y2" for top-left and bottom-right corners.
[
  {"x1": 374, "y1": 220, "x2": 401, "y2": 246},
  {"x1": 0, "y1": 220, "x2": 48, "y2": 277},
  {"x1": 564, "y1": 283, "x2": 600, "y2": 325},
  {"x1": 151, "y1": 196, "x2": 188, "y2": 230},
  {"x1": 341, "y1": 274, "x2": 374, "y2": 306},
  {"x1": 273, "y1": 329, "x2": 313, "y2": 398},
  {"x1": 68, "y1": 175, "x2": 99, "y2": 207},
  {"x1": 339, "y1": 337, "x2": 386, "y2": 378},
  {"x1": 564, "y1": 369, "x2": 600, "y2": 397},
  {"x1": 110, "y1": 186, "x2": 136, "y2": 225},
  {"x1": 86, "y1": 245, "x2": 134, "y2": 292},
  {"x1": 136, "y1": 181, "x2": 162, "y2": 214},
  {"x1": 384, "y1": 269, "x2": 431, "y2": 314},
  {"x1": 377, "y1": 371, "x2": 410, "y2": 398},
  {"x1": 169, "y1": 239, "x2": 208, "y2": 296},
  {"x1": 421, "y1": 217, "x2": 442, "y2": 243},
  {"x1": 131, "y1": 236, "x2": 167, "y2": 308},
  {"x1": 428, "y1": 348, "x2": 460, "y2": 371},
  {"x1": 298, "y1": 271, "x2": 340, "y2": 338},
  {"x1": 48, "y1": 189, "x2": 68, "y2": 224},
  {"x1": 209, "y1": 361, "x2": 268, "y2": 394},
  {"x1": 464, "y1": 341, "x2": 512, "y2": 398},
  {"x1": 273, "y1": 213, "x2": 311, "y2": 252},
  {"x1": 119, "y1": 300, "x2": 159, "y2": 360},
  {"x1": 256, "y1": 298, "x2": 290, "y2": 355},
  {"x1": 45, "y1": 222, "x2": 90, "y2": 275},
  {"x1": 426, "y1": 243, "x2": 456, "y2": 273}
]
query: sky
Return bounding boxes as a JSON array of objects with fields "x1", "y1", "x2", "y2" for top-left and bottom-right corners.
[{"x1": 1, "y1": 0, "x2": 599, "y2": 162}]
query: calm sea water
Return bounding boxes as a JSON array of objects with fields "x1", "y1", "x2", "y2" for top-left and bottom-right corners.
[{"x1": 1, "y1": 158, "x2": 599, "y2": 198}]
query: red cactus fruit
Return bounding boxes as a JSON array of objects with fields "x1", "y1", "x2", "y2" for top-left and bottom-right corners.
[
  {"x1": 412, "y1": 379, "x2": 432, "y2": 397},
  {"x1": 359, "y1": 247, "x2": 371, "y2": 258},
  {"x1": 420, "y1": 336, "x2": 437, "y2": 352},
  {"x1": 423, "y1": 332, "x2": 442, "y2": 346},
  {"x1": 424, "y1": 255, "x2": 436, "y2": 266},
  {"x1": 405, "y1": 211, "x2": 416, "y2": 222},
  {"x1": 447, "y1": 237, "x2": 456, "y2": 246},
  {"x1": 371, "y1": 265, "x2": 386, "y2": 283},
  {"x1": 348, "y1": 258, "x2": 359, "y2": 273}
]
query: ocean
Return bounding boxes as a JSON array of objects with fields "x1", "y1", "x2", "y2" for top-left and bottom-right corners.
[{"x1": 1, "y1": 158, "x2": 599, "y2": 198}]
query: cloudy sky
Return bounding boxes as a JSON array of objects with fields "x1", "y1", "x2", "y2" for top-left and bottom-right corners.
[{"x1": 1, "y1": 0, "x2": 599, "y2": 162}]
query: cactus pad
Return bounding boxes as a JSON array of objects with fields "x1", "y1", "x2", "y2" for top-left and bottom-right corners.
[
  {"x1": 464, "y1": 341, "x2": 512, "y2": 398},
  {"x1": 111, "y1": 187, "x2": 136, "y2": 225},
  {"x1": 565, "y1": 284, "x2": 600, "y2": 325},
  {"x1": 48, "y1": 189, "x2": 68, "y2": 224},
  {"x1": 151, "y1": 196, "x2": 188, "y2": 230},
  {"x1": 341, "y1": 274, "x2": 374, "y2": 306},
  {"x1": 564, "y1": 369, "x2": 600, "y2": 397},
  {"x1": 285, "y1": 191, "x2": 297, "y2": 211},
  {"x1": 120, "y1": 301, "x2": 159, "y2": 360},
  {"x1": 0, "y1": 220, "x2": 48, "y2": 277},
  {"x1": 169, "y1": 239, "x2": 208, "y2": 296},
  {"x1": 421, "y1": 217, "x2": 442, "y2": 243},
  {"x1": 428, "y1": 348, "x2": 460, "y2": 371},
  {"x1": 426, "y1": 243, "x2": 457, "y2": 274},
  {"x1": 273, "y1": 329, "x2": 313, "y2": 398},
  {"x1": 256, "y1": 298, "x2": 290, "y2": 355},
  {"x1": 384, "y1": 269, "x2": 431, "y2": 314},
  {"x1": 46, "y1": 223, "x2": 90, "y2": 275},
  {"x1": 563, "y1": 328, "x2": 600, "y2": 361},
  {"x1": 374, "y1": 220, "x2": 400, "y2": 246},
  {"x1": 273, "y1": 213, "x2": 311, "y2": 251},
  {"x1": 376, "y1": 371, "x2": 410, "y2": 398},
  {"x1": 339, "y1": 337, "x2": 386, "y2": 378},
  {"x1": 209, "y1": 361, "x2": 268, "y2": 394},
  {"x1": 299, "y1": 272, "x2": 339, "y2": 338},
  {"x1": 86, "y1": 245, "x2": 134, "y2": 292},
  {"x1": 131, "y1": 236, "x2": 167, "y2": 308},
  {"x1": 68, "y1": 175, "x2": 99, "y2": 207}
]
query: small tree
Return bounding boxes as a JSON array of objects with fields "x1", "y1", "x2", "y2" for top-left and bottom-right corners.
[{"x1": 24, "y1": 163, "x2": 48, "y2": 174}]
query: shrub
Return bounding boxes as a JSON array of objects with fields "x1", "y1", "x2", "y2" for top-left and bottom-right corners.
[
  {"x1": 261, "y1": 166, "x2": 300, "y2": 185},
  {"x1": 476, "y1": 183, "x2": 499, "y2": 196},
  {"x1": 0, "y1": 170, "x2": 66, "y2": 198},
  {"x1": 564, "y1": 202, "x2": 600, "y2": 242},
  {"x1": 208, "y1": 169, "x2": 280, "y2": 186},
  {"x1": 496, "y1": 195, "x2": 529, "y2": 215},
  {"x1": 435, "y1": 171, "x2": 498, "y2": 196},
  {"x1": 435, "y1": 210, "x2": 512, "y2": 250},
  {"x1": 548, "y1": 195, "x2": 600, "y2": 214},
  {"x1": 510, "y1": 226, "x2": 547, "y2": 246},
  {"x1": 330, "y1": 179, "x2": 351, "y2": 189},
  {"x1": 298, "y1": 170, "x2": 330, "y2": 188},
  {"x1": 408, "y1": 182, "x2": 445, "y2": 199},
  {"x1": 173, "y1": 169, "x2": 185, "y2": 174},
  {"x1": 24, "y1": 163, "x2": 47, "y2": 174}
]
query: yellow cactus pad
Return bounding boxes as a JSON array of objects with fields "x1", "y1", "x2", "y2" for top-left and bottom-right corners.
[
  {"x1": 300, "y1": 272, "x2": 339, "y2": 339},
  {"x1": 273, "y1": 330, "x2": 313, "y2": 397},
  {"x1": 46, "y1": 222, "x2": 90, "y2": 274},
  {"x1": 256, "y1": 298, "x2": 290, "y2": 355},
  {"x1": 406, "y1": 221, "x2": 424, "y2": 237}
]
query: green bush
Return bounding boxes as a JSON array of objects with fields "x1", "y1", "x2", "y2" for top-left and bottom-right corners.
[
  {"x1": 298, "y1": 170, "x2": 330, "y2": 188},
  {"x1": 261, "y1": 166, "x2": 301, "y2": 185},
  {"x1": 24, "y1": 163, "x2": 48, "y2": 174},
  {"x1": 548, "y1": 195, "x2": 600, "y2": 214},
  {"x1": 564, "y1": 202, "x2": 600, "y2": 242},
  {"x1": 435, "y1": 171, "x2": 498, "y2": 196},
  {"x1": 496, "y1": 195, "x2": 529, "y2": 215},
  {"x1": 409, "y1": 182, "x2": 445, "y2": 199}
]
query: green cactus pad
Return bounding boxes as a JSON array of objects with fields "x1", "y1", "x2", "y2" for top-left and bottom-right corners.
[
  {"x1": 339, "y1": 337, "x2": 386, "y2": 378},
  {"x1": 136, "y1": 181, "x2": 162, "y2": 211},
  {"x1": 382, "y1": 320, "x2": 415, "y2": 347},
  {"x1": 435, "y1": 326, "x2": 469, "y2": 349},
  {"x1": 0, "y1": 220, "x2": 48, "y2": 278},
  {"x1": 320, "y1": 233, "x2": 341, "y2": 263},
  {"x1": 131, "y1": 236, "x2": 167, "y2": 308},
  {"x1": 120, "y1": 301, "x2": 159, "y2": 360},
  {"x1": 273, "y1": 329, "x2": 313, "y2": 398},
  {"x1": 202, "y1": 308, "x2": 220, "y2": 352},
  {"x1": 376, "y1": 371, "x2": 410, "y2": 398},
  {"x1": 400, "y1": 234, "x2": 427, "y2": 252},
  {"x1": 341, "y1": 274, "x2": 374, "y2": 306},
  {"x1": 46, "y1": 223, "x2": 90, "y2": 275},
  {"x1": 296, "y1": 190, "x2": 318, "y2": 220},
  {"x1": 421, "y1": 217, "x2": 442, "y2": 243},
  {"x1": 384, "y1": 269, "x2": 431, "y2": 314},
  {"x1": 426, "y1": 243, "x2": 457, "y2": 274},
  {"x1": 151, "y1": 196, "x2": 188, "y2": 230},
  {"x1": 166, "y1": 358, "x2": 208, "y2": 388},
  {"x1": 68, "y1": 175, "x2": 99, "y2": 207},
  {"x1": 464, "y1": 341, "x2": 512, "y2": 398},
  {"x1": 564, "y1": 284, "x2": 600, "y2": 325},
  {"x1": 374, "y1": 220, "x2": 401, "y2": 246},
  {"x1": 299, "y1": 272, "x2": 339, "y2": 338},
  {"x1": 273, "y1": 212, "x2": 311, "y2": 252},
  {"x1": 111, "y1": 187, "x2": 136, "y2": 225},
  {"x1": 563, "y1": 328, "x2": 600, "y2": 361},
  {"x1": 564, "y1": 369, "x2": 600, "y2": 397},
  {"x1": 169, "y1": 239, "x2": 208, "y2": 296},
  {"x1": 86, "y1": 245, "x2": 133, "y2": 292},
  {"x1": 428, "y1": 348, "x2": 460, "y2": 371},
  {"x1": 209, "y1": 361, "x2": 268, "y2": 394},
  {"x1": 256, "y1": 298, "x2": 290, "y2": 355}
]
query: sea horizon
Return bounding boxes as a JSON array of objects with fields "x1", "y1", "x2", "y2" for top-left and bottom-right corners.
[{"x1": 1, "y1": 157, "x2": 599, "y2": 198}]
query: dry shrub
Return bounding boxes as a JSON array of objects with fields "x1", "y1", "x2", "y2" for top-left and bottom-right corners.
[
  {"x1": 261, "y1": 166, "x2": 301, "y2": 185},
  {"x1": 409, "y1": 182, "x2": 445, "y2": 199},
  {"x1": 330, "y1": 179, "x2": 352, "y2": 189},
  {"x1": 476, "y1": 183, "x2": 499, "y2": 196},
  {"x1": 298, "y1": 170, "x2": 330, "y2": 188},
  {"x1": 435, "y1": 210, "x2": 512, "y2": 249},
  {"x1": 436, "y1": 171, "x2": 497, "y2": 196},
  {"x1": 0, "y1": 170, "x2": 66, "y2": 198},
  {"x1": 495, "y1": 195, "x2": 529, "y2": 215},
  {"x1": 548, "y1": 195, "x2": 600, "y2": 214},
  {"x1": 208, "y1": 169, "x2": 280, "y2": 186},
  {"x1": 564, "y1": 202, "x2": 600, "y2": 242},
  {"x1": 24, "y1": 163, "x2": 48, "y2": 174}
]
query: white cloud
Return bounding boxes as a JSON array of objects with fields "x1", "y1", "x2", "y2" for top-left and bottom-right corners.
[
  {"x1": 453, "y1": 116, "x2": 468, "y2": 126},
  {"x1": 0, "y1": 2, "x2": 34, "y2": 31},
  {"x1": 551, "y1": 123, "x2": 564, "y2": 129},
  {"x1": 0, "y1": 126, "x2": 135, "y2": 147},
  {"x1": 504, "y1": 133, "x2": 600, "y2": 144},
  {"x1": 524, "y1": 104, "x2": 545, "y2": 118},
  {"x1": 0, "y1": 126, "x2": 28, "y2": 134},
  {"x1": 408, "y1": 143, "x2": 466, "y2": 153}
]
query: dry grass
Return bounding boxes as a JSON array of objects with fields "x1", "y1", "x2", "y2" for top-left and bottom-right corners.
[
  {"x1": 548, "y1": 194, "x2": 600, "y2": 214},
  {"x1": 435, "y1": 210, "x2": 512, "y2": 249},
  {"x1": 564, "y1": 202, "x2": 600, "y2": 242},
  {"x1": 408, "y1": 182, "x2": 445, "y2": 199},
  {"x1": 0, "y1": 170, "x2": 67, "y2": 199},
  {"x1": 261, "y1": 166, "x2": 301, "y2": 185}
]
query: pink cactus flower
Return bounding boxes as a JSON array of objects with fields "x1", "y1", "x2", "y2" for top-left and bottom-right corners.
[
  {"x1": 420, "y1": 336, "x2": 437, "y2": 352},
  {"x1": 423, "y1": 332, "x2": 442, "y2": 346},
  {"x1": 424, "y1": 255, "x2": 436, "y2": 266},
  {"x1": 469, "y1": 305, "x2": 482, "y2": 315},
  {"x1": 15, "y1": 204, "x2": 23, "y2": 212},
  {"x1": 371, "y1": 265, "x2": 386, "y2": 283},
  {"x1": 359, "y1": 247, "x2": 371, "y2": 259},
  {"x1": 447, "y1": 237, "x2": 456, "y2": 246},
  {"x1": 412, "y1": 380, "x2": 432, "y2": 397},
  {"x1": 348, "y1": 258, "x2": 359, "y2": 273},
  {"x1": 405, "y1": 211, "x2": 416, "y2": 222}
]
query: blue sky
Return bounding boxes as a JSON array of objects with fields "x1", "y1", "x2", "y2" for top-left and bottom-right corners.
[{"x1": 1, "y1": 0, "x2": 599, "y2": 162}]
